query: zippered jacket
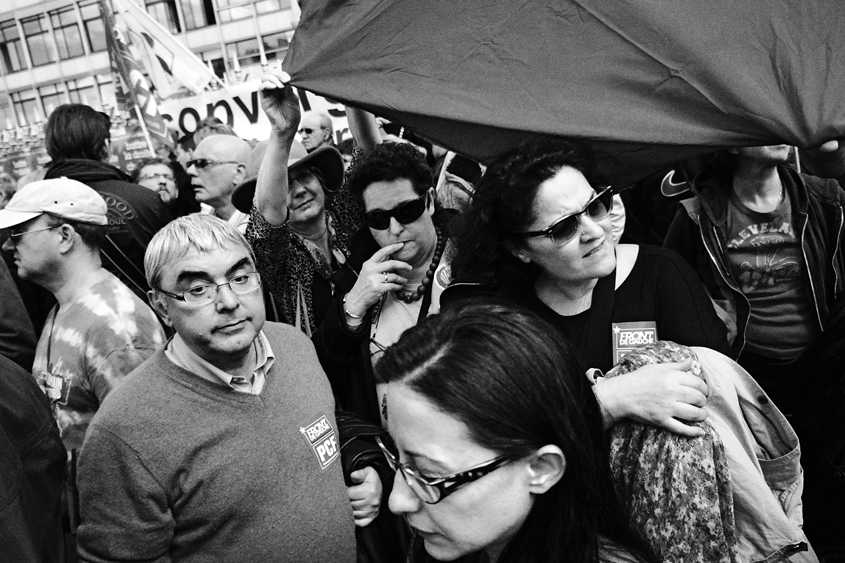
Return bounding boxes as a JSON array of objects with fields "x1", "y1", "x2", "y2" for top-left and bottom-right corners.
[{"x1": 664, "y1": 165, "x2": 845, "y2": 358}]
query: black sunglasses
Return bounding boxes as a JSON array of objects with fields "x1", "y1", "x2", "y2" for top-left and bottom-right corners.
[
  {"x1": 363, "y1": 193, "x2": 428, "y2": 230},
  {"x1": 187, "y1": 158, "x2": 239, "y2": 170},
  {"x1": 298, "y1": 127, "x2": 315, "y2": 135},
  {"x1": 516, "y1": 187, "x2": 614, "y2": 246}
]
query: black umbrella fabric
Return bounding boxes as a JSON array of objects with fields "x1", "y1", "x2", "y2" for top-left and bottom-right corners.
[{"x1": 285, "y1": 0, "x2": 845, "y2": 185}]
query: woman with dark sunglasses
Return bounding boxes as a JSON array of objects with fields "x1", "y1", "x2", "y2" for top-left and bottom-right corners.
[
  {"x1": 449, "y1": 137, "x2": 729, "y2": 437},
  {"x1": 375, "y1": 299, "x2": 657, "y2": 563},
  {"x1": 311, "y1": 140, "x2": 456, "y2": 426}
]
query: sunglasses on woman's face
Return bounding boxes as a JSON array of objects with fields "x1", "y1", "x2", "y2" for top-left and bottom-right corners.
[
  {"x1": 516, "y1": 186, "x2": 614, "y2": 246},
  {"x1": 363, "y1": 193, "x2": 428, "y2": 230}
]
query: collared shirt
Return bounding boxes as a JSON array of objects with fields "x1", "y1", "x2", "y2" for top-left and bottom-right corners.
[{"x1": 165, "y1": 331, "x2": 275, "y2": 395}]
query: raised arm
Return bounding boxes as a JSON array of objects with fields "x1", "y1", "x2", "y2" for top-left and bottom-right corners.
[
  {"x1": 255, "y1": 70, "x2": 301, "y2": 225},
  {"x1": 345, "y1": 106, "x2": 382, "y2": 152}
]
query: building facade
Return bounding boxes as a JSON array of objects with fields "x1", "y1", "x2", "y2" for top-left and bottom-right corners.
[{"x1": 0, "y1": 0, "x2": 297, "y2": 128}]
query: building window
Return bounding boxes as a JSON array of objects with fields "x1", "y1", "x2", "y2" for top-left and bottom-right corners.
[
  {"x1": 181, "y1": 0, "x2": 215, "y2": 30},
  {"x1": 50, "y1": 6, "x2": 86, "y2": 60},
  {"x1": 0, "y1": 20, "x2": 26, "y2": 74},
  {"x1": 38, "y1": 83, "x2": 68, "y2": 115},
  {"x1": 97, "y1": 73, "x2": 117, "y2": 110},
  {"x1": 79, "y1": 0, "x2": 106, "y2": 53},
  {"x1": 217, "y1": 0, "x2": 253, "y2": 23},
  {"x1": 262, "y1": 30, "x2": 291, "y2": 62},
  {"x1": 228, "y1": 37, "x2": 261, "y2": 68},
  {"x1": 146, "y1": 0, "x2": 181, "y2": 34},
  {"x1": 22, "y1": 15, "x2": 56, "y2": 66},
  {"x1": 201, "y1": 50, "x2": 225, "y2": 78},
  {"x1": 255, "y1": 0, "x2": 289, "y2": 14},
  {"x1": 0, "y1": 99, "x2": 16, "y2": 129},
  {"x1": 11, "y1": 90, "x2": 40, "y2": 126},
  {"x1": 67, "y1": 76, "x2": 98, "y2": 106}
]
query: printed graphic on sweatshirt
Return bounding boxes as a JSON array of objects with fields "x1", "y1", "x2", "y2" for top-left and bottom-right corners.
[
  {"x1": 726, "y1": 220, "x2": 801, "y2": 294},
  {"x1": 300, "y1": 415, "x2": 339, "y2": 470}
]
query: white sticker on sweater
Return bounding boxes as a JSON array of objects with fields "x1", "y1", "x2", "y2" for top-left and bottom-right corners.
[{"x1": 300, "y1": 415, "x2": 339, "y2": 470}]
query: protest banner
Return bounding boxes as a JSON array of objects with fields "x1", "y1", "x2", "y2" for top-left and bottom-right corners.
[{"x1": 160, "y1": 81, "x2": 350, "y2": 143}]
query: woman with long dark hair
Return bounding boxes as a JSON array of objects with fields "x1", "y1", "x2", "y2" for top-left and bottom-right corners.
[
  {"x1": 375, "y1": 299, "x2": 656, "y2": 563},
  {"x1": 449, "y1": 137, "x2": 728, "y2": 436}
]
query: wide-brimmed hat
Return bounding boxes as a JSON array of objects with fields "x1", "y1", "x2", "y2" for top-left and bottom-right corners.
[
  {"x1": 232, "y1": 140, "x2": 345, "y2": 214},
  {"x1": 0, "y1": 177, "x2": 108, "y2": 229}
]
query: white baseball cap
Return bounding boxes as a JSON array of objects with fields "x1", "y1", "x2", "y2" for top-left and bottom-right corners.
[{"x1": 0, "y1": 177, "x2": 108, "y2": 229}]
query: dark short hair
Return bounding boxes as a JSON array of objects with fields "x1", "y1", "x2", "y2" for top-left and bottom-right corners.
[
  {"x1": 45, "y1": 104, "x2": 111, "y2": 162},
  {"x1": 45, "y1": 214, "x2": 106, "y2": 251},
  {"x1": 347, "y1": 142, "x2": 433, "y2": 208},
  {"x1": 375, "y1": 299, "x2": 653, "y2": 563},
  {"x1": 451, "y1": 137, "x2": 599, "y2": 288},
  {"x1": 337, "y1": 138, "x2": 354, "y2": 157},
  {"x1": 177, "y1": 133, "x2": 195, "y2": 152},
  {"x1": 131, "y1": 158, "x2": 176, "y2": 183}
]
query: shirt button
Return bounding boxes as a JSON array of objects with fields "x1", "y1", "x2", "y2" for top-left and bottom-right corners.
[{"x1": 757, "y1": 395, "x2": 769, "y2": 405}]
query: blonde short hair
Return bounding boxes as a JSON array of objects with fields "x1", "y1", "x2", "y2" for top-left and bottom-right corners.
[{"x1": 144, "y1": 214, "x2": 255, "y2": 289}]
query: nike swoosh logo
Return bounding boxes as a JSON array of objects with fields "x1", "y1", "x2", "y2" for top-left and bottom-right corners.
[{"x1": 660, "y1": 169, "x2": 691, "y2": 197}]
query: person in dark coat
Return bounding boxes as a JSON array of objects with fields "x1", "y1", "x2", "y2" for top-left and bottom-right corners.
[
  {"x1": 42, "y1": 104, "x2": 174, "y2": 300},
  {"x1": 0, "y1": 353, "x2": 66, "y2": 562}
]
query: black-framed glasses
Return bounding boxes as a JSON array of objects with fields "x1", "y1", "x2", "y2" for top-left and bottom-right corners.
[
  {"x1": 363, "y1": 193, "x2": 428, "y2": 230},
  {"x1": 187, "y1": 158, "x2": 240, "y2": 170},
  {"x1": 376, "y1": 436, "x2": 509, "y2": 504},
  {"x1": 6, "y1": 225, "x2": 60, "y2": 244},
  {"x1": 298, "y1": 127, "x2": 316, "y2": 135},
  {"x1": 516, "y1": 186, "x2": 613, "y2": 246},
  {"x1": 155, "y1": 272, "x2": 261, "y2": 306}
]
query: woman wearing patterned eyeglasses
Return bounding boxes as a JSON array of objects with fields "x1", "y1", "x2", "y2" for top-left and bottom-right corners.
[
  {"x1": 374, "y1": 299, "x2": 657, "y2": 563},
  {"x1": 449, "y1": 137, "x2": 729, "y2": 437}
]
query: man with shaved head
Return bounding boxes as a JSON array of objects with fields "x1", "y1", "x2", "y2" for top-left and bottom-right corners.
[
  {"x1": 299, "y1": 111, "x2": 335, "y2": 153},
  {"x1": 188, "y1": 135, "x2": 252, "y2": 233}
]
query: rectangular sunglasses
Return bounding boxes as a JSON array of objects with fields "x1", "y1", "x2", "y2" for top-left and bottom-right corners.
[
  {"x1": 517, "y1": 186, "x2": 614, "y2": 246},
  {"x1": 363, "y1": 193, "x2": 428, "y2": 230}
]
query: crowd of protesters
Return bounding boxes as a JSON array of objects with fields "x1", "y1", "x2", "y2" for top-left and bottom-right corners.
[{"x1": 1, "y1": 62, "x2": 845, "y2": 563}]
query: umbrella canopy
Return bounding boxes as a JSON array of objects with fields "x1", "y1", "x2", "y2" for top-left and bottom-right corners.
[{"x1": 285, "y1": 0, "x2": 845, "y2": 185}]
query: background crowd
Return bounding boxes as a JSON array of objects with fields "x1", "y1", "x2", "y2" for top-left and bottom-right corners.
[{"x1": 1, "y1": 61, "x2": 845, "y2": 563}]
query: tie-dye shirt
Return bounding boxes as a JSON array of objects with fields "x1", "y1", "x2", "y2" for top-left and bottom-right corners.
[{"x1": 31, "y1": 271, "x2": 165, "y2": 451}]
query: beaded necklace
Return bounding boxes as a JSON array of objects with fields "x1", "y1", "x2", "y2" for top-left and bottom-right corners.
[{"x1": 395, "y1": 227, "x2": 444, "y2": 303}]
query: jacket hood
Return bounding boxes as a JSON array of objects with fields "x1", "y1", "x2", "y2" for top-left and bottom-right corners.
[{"x1": 45, "y1": 159, "x2": 132, "y2": 184}]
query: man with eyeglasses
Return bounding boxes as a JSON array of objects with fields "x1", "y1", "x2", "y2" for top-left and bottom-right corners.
[
  {"x1": 76, "y1": 213, "x2": 358, "y2": 563},
  {"x1": 299, "y1": 111, "x2": 335, "y2": 153},
  {"x1": 188, "y1": 135, "x2": 252, "y2": 234},
  {"x1": 0, "y1": 178, "x2": 164, "y2": 454}
]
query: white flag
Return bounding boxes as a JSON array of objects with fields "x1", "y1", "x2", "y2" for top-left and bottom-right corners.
[{"x1": 112, "y1": 0, "x2": 217, "y2": 96}]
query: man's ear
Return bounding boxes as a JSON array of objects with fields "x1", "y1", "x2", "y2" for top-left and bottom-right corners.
[
  {"x1": 503, "y1": 239, "x2": 531, "y2": 264},
  {"x1": 147, "y1": 290, "x2": 173, "y2": 327},
  {"x1": 56, "y1": 224, "x2": 76, "y2": 255},
  {"x1": 527, "y1": 445, "x2": 566, "y2": 495},
  {"x1": 233, "y1": 163, "x2": 247, "y2": 186}
]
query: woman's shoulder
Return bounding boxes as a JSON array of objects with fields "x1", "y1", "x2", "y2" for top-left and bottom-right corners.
[{"x1": 626, "y1": 245, "x2": 693, "y2": 277}]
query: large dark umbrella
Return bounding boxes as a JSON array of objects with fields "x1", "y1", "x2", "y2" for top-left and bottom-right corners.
[{"x1": 285, "y1": 0, "x2": 845, "y2": 185}]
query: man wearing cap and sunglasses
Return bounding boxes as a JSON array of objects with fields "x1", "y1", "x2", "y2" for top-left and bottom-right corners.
[{"x1": 0, "y1": 178, "x2": 164, "y2": 454}]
